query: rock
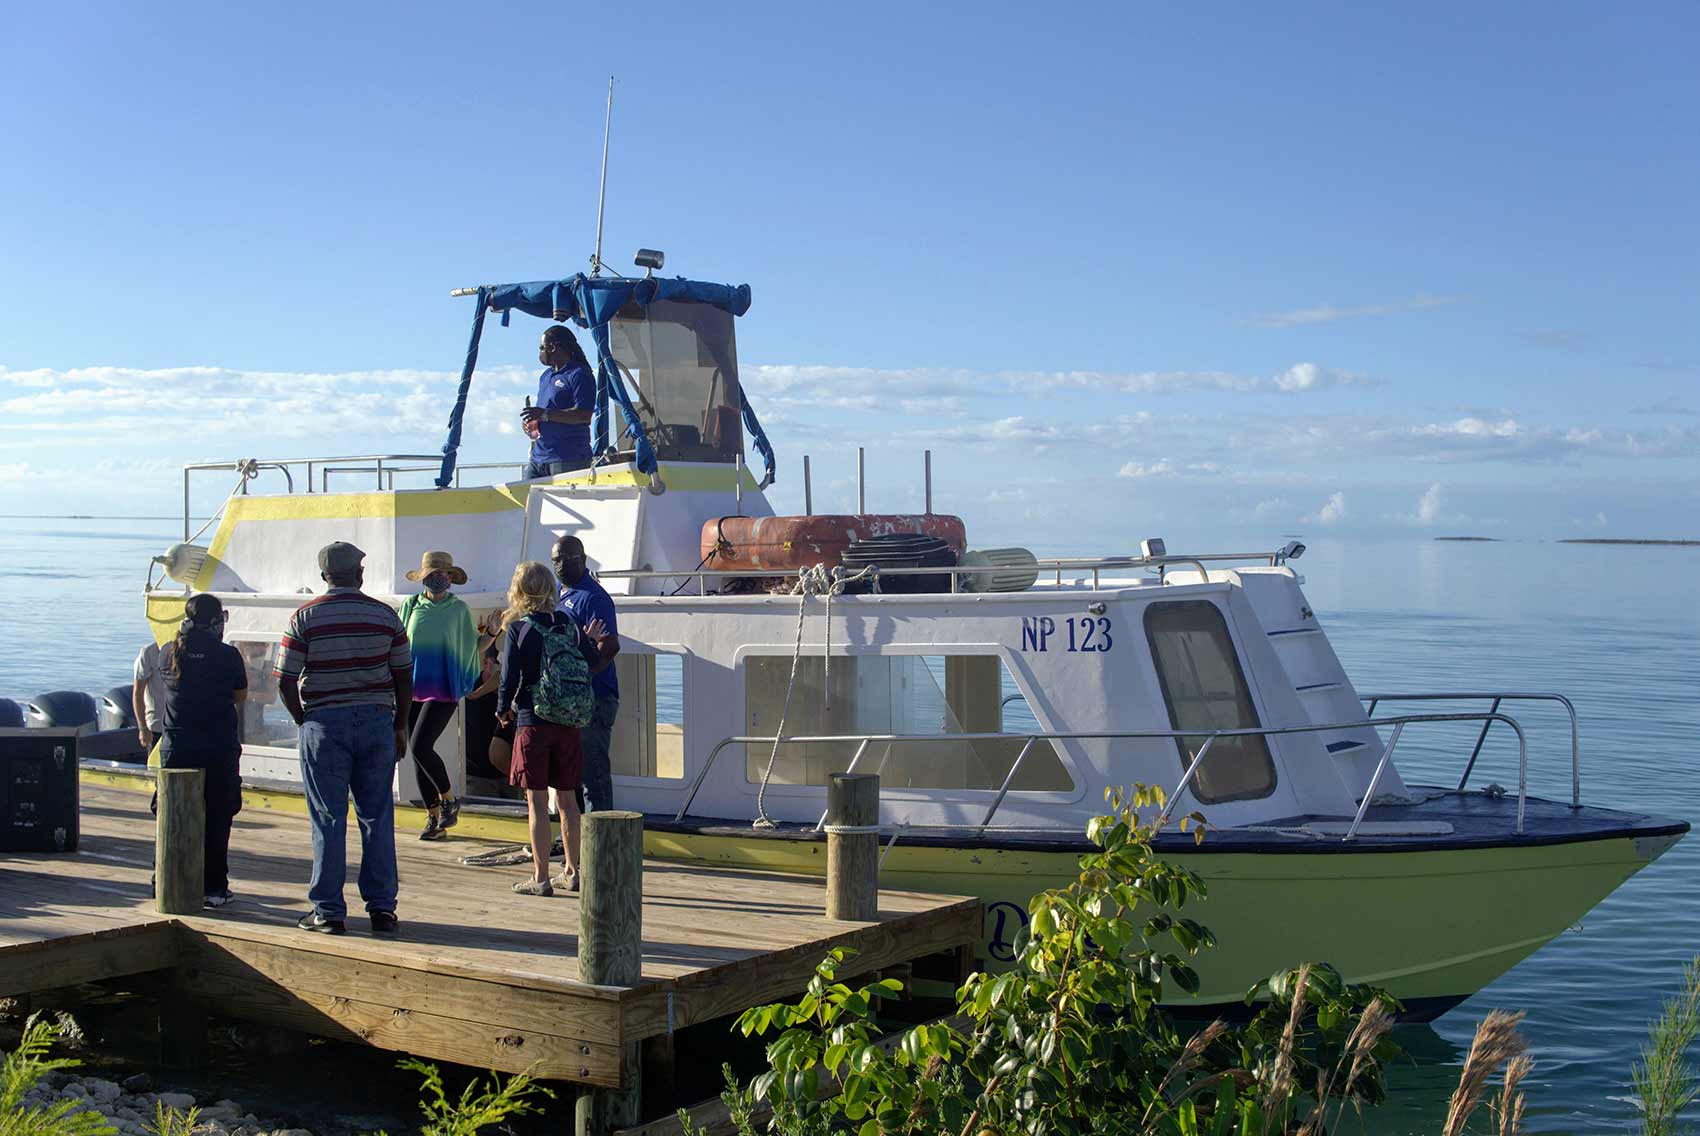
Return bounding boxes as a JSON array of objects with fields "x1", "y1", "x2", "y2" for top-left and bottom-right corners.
[
  {"x1": 273, "y1": 1128, "x2": 315, "y2": 1136},
  {"x1": 85, "y1": 1078, "x2": 123, "y2": 1104},
  {"x1": 157, "y1": 1091, "x2": 198, "y2": 1111},
  {"x1": 63, "y1": 1082, "x2": 89, "y2": 1098},
  {"x1": 121, "y1": 1074, "x2": 154, "y2": 1094}
]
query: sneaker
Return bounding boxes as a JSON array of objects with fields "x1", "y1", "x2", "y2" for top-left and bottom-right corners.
[
  {"x1": 439, "y1": 799, "x2": 461, "y2": 830},
  {"x1": 556, "y1": 869, "x2": 580, "y2": 894},
  {"x1": 512, "y1": 877, "x2": 554, "y2": 897},
  {"x1": 203, "y1": 891, "x2": 234, "y2": 909},
  {"x1": 370, "y1": 910, "x2": 399, "y2": 935},
  {"x1": 297, "y1": 911, "x2": 346, "y2": 935},
  {"x1": 419, "y1": 816, "x2": 445, "y2": 841}
]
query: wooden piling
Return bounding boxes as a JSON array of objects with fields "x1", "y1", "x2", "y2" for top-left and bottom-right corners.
[
  {"x1": 826, "y1": 773, "x2": 880, "y2": 921},
  {"x1": 154, "y1": 768, "x2": 204, "y2": 915},
  {"x1": 576, "y1": 810, "x2": 645, "y2": 1136}
]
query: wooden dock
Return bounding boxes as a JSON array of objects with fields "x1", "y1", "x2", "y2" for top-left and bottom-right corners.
[{"x1": 0, "y1": 783, "x2": 980, "y2": 1097}]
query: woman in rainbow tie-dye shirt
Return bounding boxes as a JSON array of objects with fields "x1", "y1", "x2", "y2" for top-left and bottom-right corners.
[{"x1": 399, "y1": 550, "x2": 481, "y2": 841}]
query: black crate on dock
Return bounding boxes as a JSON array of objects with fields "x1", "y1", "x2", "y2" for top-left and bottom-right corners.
[{"x1": 0, "y1": 729, "x2": 79, "y2": 853}]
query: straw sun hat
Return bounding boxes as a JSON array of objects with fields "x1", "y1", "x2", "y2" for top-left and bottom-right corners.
[{"x1": 404, "y1": 550, "x2": 469, "y2": 585}]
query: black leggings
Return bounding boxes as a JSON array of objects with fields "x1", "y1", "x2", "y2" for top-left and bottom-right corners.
[{"x1": 407, "y1": 700, "x2": 458, "y2": 809}]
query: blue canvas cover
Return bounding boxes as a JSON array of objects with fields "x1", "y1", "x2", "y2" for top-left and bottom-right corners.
[{"x1": 435, "y1": 275, "x2": 770, "y2": 488}]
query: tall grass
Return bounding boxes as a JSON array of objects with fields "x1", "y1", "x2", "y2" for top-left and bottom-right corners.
[{"x1": 1634, "y1": 956, "x2": 1700, "y2": 1136}]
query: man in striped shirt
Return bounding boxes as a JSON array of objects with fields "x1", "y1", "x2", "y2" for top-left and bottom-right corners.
[{"x1": 276, "y1": 541, "x2": 413, "y2": 936}]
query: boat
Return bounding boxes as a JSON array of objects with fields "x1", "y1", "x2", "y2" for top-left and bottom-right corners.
[{"x1": 125, "y1": 255, "x2": 1686, "y2": 1021}]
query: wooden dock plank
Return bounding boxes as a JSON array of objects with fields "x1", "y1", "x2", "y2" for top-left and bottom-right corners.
[{"x1": 0, "y1": 783, "x2": 979, "y2": 1092}]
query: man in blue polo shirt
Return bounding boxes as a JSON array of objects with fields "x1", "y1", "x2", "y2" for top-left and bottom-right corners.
[
  {"x1": 520, "y1": 325, "x2": 596, "y2": 479},
  {"x1": 552, "y1": 534, "x2": 621, "y2": 811}
]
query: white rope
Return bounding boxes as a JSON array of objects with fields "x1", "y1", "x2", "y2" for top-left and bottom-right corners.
[
  {"x1": 751, "y1": 563, "x2": 878, "y2": 828},
  {"x1": 820, "y1": 824, "x2": 883, "y2": 835},
  {"x1": 185, "y1": 460, "x2": 261, "y2": 546}
]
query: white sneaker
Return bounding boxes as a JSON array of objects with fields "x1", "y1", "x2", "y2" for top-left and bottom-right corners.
[{"x1": 204, "y1": 891, "x2": 234, "y2": 909}]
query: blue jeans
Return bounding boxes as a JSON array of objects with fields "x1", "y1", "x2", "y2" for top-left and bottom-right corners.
[
  {"x1": 581, "y1": 696, "x2": 618, "y2": 812},
  {"x1": 299, "y1": 704, "x2": 398, "y2": 920},
  {"x1": 523, "y1": 459, "x2": 587, "y2": 480}
]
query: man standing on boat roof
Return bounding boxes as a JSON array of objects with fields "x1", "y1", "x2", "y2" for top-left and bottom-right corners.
[
  {"x1": 520, "y1": 325, "x2": 596, "y2": 480},
  {"x1": 552, "y1": 534, "x2": 620, "y2": 811}
]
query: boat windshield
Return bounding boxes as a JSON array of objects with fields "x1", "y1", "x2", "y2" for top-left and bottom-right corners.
[{"x1": 607, "y1": 299, "x2": 744, "y2": 463}]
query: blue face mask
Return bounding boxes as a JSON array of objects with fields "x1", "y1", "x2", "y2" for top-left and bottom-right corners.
[{"x1": 424, "y1": 572, "x2": 451, "y2": 593}]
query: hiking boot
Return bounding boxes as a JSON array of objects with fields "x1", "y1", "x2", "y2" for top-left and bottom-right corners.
[
  {"x1": 297, "y1": 911, "x2": 346, "y2": 935},
  {"x1": 370, "y1": 910, "x2": 399, "y2": 935},
  {"x1": 419, "y1": 815, "x2": 445, "y2": 841},
  {"x1": 439, "y1": 799, "x2": 461, "y2": 830},
  {"x1": 512, "y1": 877, "x2": 554, "y2": 897}
]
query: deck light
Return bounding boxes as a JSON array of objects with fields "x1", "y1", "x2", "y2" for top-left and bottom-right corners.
[
  {"x1": 635, "y1": 248, "x2": 665, "y2": 276},
  {"x1": 1276, "y1": 540, "x2": 1306, "y2": 564},
  {"x1": 1140, "y1": 538, "x2": 1167, "y2": 559}
]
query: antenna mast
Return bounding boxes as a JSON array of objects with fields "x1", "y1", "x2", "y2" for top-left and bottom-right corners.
[{"x1": 590, "y1": 76, "x2": 614, "y2": 277}]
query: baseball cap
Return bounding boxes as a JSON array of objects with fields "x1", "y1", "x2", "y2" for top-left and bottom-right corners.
[{"x1": 318, "y1": 541, "x2": 366, "y2": 575}]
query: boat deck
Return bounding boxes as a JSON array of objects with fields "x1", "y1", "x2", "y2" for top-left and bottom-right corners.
[{"x1": 0, "y1": 784, "x2": 981, "y2": 1089}]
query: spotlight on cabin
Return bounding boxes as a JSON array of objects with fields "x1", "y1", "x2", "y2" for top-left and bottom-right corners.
[
  {"x1": 1276, "y1": 540, "x2": 1306, "y2": 564},
  {"x1": 1140, "y1": 537, "x2": 1167, "y2": 559},
  {"x1": 634, "y1": 248, "x2": 665, "y2": 276}
]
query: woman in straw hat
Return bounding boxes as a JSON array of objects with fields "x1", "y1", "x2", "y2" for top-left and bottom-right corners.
[{"x1": 400, "y1": 550, "x2": 480, "y2": 840}]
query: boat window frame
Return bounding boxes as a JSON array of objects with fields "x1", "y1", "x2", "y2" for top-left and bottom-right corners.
[
  {"x1": 223, "y1": 632, "x2": 300, "y2": 759},
  {"x1": 1141, "y1": 598, "x2": 1278, "y2": 804},
  {"x1": 609, "y1": 644, "x2": 690, "y2": 784},
  {"x1": 729, "y1": 643, "x2": 1084, "y2": 802}
]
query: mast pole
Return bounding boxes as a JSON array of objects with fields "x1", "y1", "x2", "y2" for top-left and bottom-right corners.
[{"x1": 591, "y1": 76, "x2": 614, "y2": 277}]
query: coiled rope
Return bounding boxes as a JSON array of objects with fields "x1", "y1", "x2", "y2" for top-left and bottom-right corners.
[{"x1": 751, "y1": 563, "x2": 877, "y2": 828}]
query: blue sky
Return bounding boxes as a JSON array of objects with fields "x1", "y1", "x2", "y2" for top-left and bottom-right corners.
[{"x1": 2, "y1": 3, "x2": 1696, "y2": 546}]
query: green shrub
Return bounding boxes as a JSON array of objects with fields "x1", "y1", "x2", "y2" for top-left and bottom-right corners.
[
  {"x1": 724, "y1": 786, "x2": 1400, "y2": 1136},
  {"x1": 0, "y1": 1015, "x2": 115, "y2": 1136}
]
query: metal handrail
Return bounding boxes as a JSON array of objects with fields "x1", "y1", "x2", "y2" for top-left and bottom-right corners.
[
  {"x1": 1359, "y1": 692, "x2": 1579, "y2": 808},
  {"x1": 180, "y1": 454, "x2": 545, "y2": 536},
  {"x1": 678, "y1": 710, "x2": 1531, "y2": 838},
  {"x1": 598, "y1": 550, "x2": 1271, "y2": 594}
]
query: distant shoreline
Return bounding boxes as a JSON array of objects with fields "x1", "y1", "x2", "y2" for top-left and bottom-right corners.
[{"x1": 1433, "y1": 536, "x2": 1699, "y2": 546}]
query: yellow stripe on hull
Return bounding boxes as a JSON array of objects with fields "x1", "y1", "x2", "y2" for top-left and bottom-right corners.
[{"x1": 82, "y1": 767, "x2": 1648, "y2": 1011}]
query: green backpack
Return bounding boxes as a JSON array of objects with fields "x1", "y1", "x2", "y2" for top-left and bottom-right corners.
[{"x1": 523, "y1": 613, "x2": 593, "y2": 727}]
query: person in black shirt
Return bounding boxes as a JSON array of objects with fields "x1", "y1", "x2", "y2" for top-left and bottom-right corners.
[{"x1": 159, "y1": 593, "x2": 249, "y2": 907}]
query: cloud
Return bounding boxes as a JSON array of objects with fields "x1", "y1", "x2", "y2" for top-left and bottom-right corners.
[
  {"x1": 741, "y1": 361, "x2": 1372, "y2": 408},
  {"x1": 1304, "y1": 492, "x2": 1347, "y2": 526},
  {"x1": 1250, "y1": 295, "x2": 1461, "y2": 329},
  {"x1": 1632, "y1": 396, "x2": 1700, "y2": 417},
  {"x1": 1116, "y1": 460, "x2": 1225, "y2": 479},
  {"x1": 1386, "y1": 482, "x2": 1450, "y2": 527}
]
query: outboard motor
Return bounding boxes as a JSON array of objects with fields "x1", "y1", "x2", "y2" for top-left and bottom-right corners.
[
  {"x1": 98, "y1": 686, "x2": 136, "y2": 731},
  {"x1": 25, "y1": 691, "x2": 100, "y2": 734},
  {"x1": 0, "y1": 699, "x2": 23, "y2": 728}
]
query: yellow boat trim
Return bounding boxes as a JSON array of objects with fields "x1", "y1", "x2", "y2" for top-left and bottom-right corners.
[{"x1": 189, "y1": 462, "x2": 757, "y2": 590}]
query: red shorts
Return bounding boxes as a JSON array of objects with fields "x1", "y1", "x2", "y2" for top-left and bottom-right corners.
[{"x1": 511, "y1": 722, "x2": 583, "y2": 792}]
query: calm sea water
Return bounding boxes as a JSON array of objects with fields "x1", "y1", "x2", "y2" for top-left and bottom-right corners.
[{"x1": 1, "y1": 519, "x2": 1696, "y2": 1131}]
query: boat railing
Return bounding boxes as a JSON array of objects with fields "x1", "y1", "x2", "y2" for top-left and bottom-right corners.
[
  {"x1": 178, "y1": 455, "x2": 530, "y2": 540},
  {"x1": 599, "y1": 547, "x2": 1295, "y2": 595},
  {"x1": 1359, "y1": 692, "x2": 1579, "y2": 808},
  {"x1": 680, "y1": 710, "x2": 1532, "y2": 841}
]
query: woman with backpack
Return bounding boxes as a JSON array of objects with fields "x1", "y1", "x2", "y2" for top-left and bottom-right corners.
[
  {"x1": 399, "y1": 550, "x2": 480, "y2": 841},
  {"x1": 158, "y1": 593, "x2": 249, "y2": 907},
  {"x1": 495, "y1": 561, "x2": 610, "y2": 896}
]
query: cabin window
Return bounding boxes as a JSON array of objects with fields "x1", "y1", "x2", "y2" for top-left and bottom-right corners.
[
  {"x1": 1143, "y1": 601, "x2": 1276, "y2": 803},
  {"x1": 229, "y1": 638, "x2": 298, "y2": 752},
  {"x1": 743, "y1": 654, "x2": 1072, "y2": 792},
  {"x1": 607, "y1": 299, "x2": 744, "y2": 463},
  {"x1": 610, "y1": 653, "x2": 686, "y2": 780}
]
